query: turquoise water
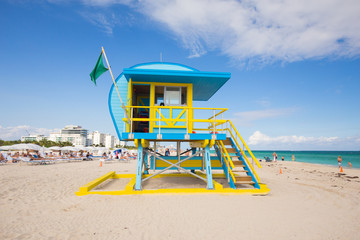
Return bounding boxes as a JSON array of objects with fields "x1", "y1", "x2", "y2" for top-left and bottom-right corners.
[{"x1": 248, "y1": 151, "x2": 360, "y2": 168}]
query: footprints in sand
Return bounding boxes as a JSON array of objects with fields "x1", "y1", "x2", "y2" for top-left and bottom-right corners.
[{"x1": 62, "y1": 204, "x2": 82, "y2": 212}]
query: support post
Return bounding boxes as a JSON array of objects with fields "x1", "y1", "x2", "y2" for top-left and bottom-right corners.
[
  {"x1": 191, "y1": 147, "x2": 197, "y2": 173},
  {"x1": 135, "y1": 143, "x2": 143, "y2": 190},
  {"x1": 204, "y1": 145, "x2": 214, "y2": 189},
  {"x1": 143, "y1": 151, "x2": 149, "y2": 175}
]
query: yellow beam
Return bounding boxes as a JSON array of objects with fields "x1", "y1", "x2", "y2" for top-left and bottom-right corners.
[
  {"x1": 141, "y1": 139, "x2": 149, "y2": 148},
  {"x1": 78, "y1": 171, "x2": 115, "y2": 193},
  {"x1": 209, "y1": 139, "x2": 215, "y2": 148},
  {"x1": 134, "y1": 139, "x2": 139, "y2": 148},
  {"x1": 201, "y1": 139, "x2": 209, "y2": 148}
]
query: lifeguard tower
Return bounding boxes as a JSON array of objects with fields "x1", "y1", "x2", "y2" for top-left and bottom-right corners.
[{"x1": 76, "y1": 62, "x2": 269, "y2": 195}]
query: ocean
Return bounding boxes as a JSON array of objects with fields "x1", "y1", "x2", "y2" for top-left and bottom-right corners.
[{"x1": 248, "y1": 151, "x2": 360, "y2": 168}]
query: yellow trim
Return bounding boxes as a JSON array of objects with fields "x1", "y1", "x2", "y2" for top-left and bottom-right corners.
[
  {"x1": 141, "y1": 139, "x2": 149, "y2": 148},
  {"x1": 75, "y1": 172, "x2": 270, "y2": 196},
  {"x1": 201, "y1": 139, "x2": 209, "y2": 148},
  {"x1": 150, "y1": 84, "x2": 155, "y2": 133},
  {"x1": 126, "y1": 78, "x2": 132, "y2": 132},
  {"x1": 129, "y1": 82, "x2": 193, "y2": 133},
  {"x1": 187, "y1": 84, "x2": 193, "y2": 132},
  {"x1": 134, "y1": 139, "x2": 139, "y2": 148},
  {"x1": 78, "y1": 171, "x2": 115, "y2": 194},
  {"x1": 209, "y1": 139, "x2": 215, "y2": 148}
]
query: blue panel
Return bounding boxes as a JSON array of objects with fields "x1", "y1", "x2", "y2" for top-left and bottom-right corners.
[
  {"x1": 108, "y1": 73, "x2": 128, "y2": 140},
  {"x1": 153, "y1": 128, "x2": 187, "y2": 134},
  {"x1": 173, "y1": 109, "x2": 185, "y2": 126},
  {"x1": 155, "y1": 108, "x2": 169, "y2": 126}
]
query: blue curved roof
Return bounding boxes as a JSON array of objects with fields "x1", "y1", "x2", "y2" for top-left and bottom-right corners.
[{"x1": 124, "y1": 62, "x2": 231, "y2": 101}]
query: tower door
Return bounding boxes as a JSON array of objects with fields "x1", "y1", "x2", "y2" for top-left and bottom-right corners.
[{"x1": 132, "y1": 84, "x2": 150, "y2": 132}]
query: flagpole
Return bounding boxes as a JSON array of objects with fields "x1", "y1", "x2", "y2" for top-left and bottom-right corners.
[{"x1": 101, "y1": 47, "x2": 130, "y2": 121}]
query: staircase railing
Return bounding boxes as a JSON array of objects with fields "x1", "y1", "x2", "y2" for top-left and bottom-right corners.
[
  {"x1": 216, "y1": 141, "x2": 236, "y2": 183},
  {"x1": 209, "y1": 117, "x2": 262, "y2": 183},
  {"x1": 225, "y1": 125, "x2": 261, "y2": 183}
]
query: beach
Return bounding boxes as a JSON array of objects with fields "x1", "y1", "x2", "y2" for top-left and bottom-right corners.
[{"x1": 1, "y1": 160, "x2": 359, "y2": 240}]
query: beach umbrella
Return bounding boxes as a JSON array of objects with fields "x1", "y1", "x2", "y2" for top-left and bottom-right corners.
[
  {"x1": 61, "y1": 146, "x2": 81, "y2": 152},
  {"x1": 84, "y1": 146, "x2": 96, "y2": 151},
  {"x1": 0, "y1": 146, "x2": 11, "y2": 151},
  {"x1": 48, "y1": 146, "x2": 62, "y2": 151},
  {"x1": 9, "y1": 143, "x2": 42, "y2": 151}
]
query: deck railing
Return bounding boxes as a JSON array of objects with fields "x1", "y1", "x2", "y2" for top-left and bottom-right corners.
[{"x1": 122, "y1": 105, "x2": 228, "y2": 135}]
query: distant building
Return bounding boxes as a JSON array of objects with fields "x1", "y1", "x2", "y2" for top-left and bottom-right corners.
[
  {"x1": 114, "y1": 138, "x2": 125, "y2": 148},
  {"x1": 21, "y1": 135, "x2": 47, "y2": 142},
  {"x1": 49, "y1": 125, "x2": 87, "y2": 147},
  {"x1": 21, "y1": 125, "x2": 120, "y2": 148},
  {"x1": 105, "y1": 134, "x2": 114, "y2": 148},
  {"x1": 87, "y1": 131, "x2": 105, "y2": 147}
]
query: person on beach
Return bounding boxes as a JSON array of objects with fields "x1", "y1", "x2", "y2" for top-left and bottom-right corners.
[
  {"x1": 273, "y1": 152, "x2": 277, "y2": 162},
  {"x1": 337, "y1": 156, "x2": 342, "y2": 168},
  {"x1": 165, "y1": 148, "x2": 170, "y2": 156},
  {"x1": 281, "y1": 156, "x2": 284, "y2": 161},
  {"x1": 292, "y1": 154, "x2": 295, "y2": 161}
]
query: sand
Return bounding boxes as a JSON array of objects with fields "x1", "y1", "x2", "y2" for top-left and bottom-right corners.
[{"x1": 1, "y1": 159, "x2": 359, "y2": 240}]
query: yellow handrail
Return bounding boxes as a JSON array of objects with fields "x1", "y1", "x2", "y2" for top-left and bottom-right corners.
[
  {"x1": 228, "y1": 120, "x2": 261, "y2": 169},
  {"x1": 122, "y1": 118, "x2": 227, "y2": 124},
  {"x1": 225, "y1": 128, "x2": 260, "y2": 182},
  {"x1": 208, "y1": 108, "x2": 227, "y2": 120},
  {"x1": 216, "y1": 141, "x2": 236, "y2": 183},
  {"x1": 125, "y1": 105, "x2": 228, "y2": 111}
]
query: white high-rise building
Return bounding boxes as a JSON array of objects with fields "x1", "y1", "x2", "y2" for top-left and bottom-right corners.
[
  {"x1": 87, "y1": 132, "x2": 94, "y2": 146},
  {"x1": 21, "y1": 135, "x2": 47, "y2": 142},
  {"x1": 49, "y1": 125, "x2": 87, "y2": 147},
  {"x1": 88, "y1": 131, "x2": 105, "y2": 147},
  {"x1": 104, "y1": 134, "x2": 115, "y2": 148},
  {"x1": 114, "y1": 138, "x2": 125, "y2": 148}
]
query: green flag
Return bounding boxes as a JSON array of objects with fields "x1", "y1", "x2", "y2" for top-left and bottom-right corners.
[{"x1": 90, "y1": 52, "x2": 108, "y2": 85}]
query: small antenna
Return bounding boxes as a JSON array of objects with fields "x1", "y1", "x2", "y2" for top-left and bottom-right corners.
[{"x1": 160, "y1": 52, "x2": 163, "y2": 62}]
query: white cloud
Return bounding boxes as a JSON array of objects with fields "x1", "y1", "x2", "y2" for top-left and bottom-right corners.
[
  {"x1": 80, "y1": 0, "x2": 132, "y2": 7},
  {"x1": 0, "y1": 125, "x2": 59, "y2": 140},
  {"x1": 247, "y1": 130, "x2": 360, "y2": 150},
  {"x1": 79, "y1": 0, "x2": 360, "y2": 64},
  {"x1": 79, "y1": 11, "x2": 119, "y2": 35},
  {"x1": 232, "y1": 108, "x2": 296, "y2": 126}
]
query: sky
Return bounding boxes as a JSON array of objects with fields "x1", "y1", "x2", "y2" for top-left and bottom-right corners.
[{"x1": 1, "y1": 0, "x2": 360, "y2": 150}]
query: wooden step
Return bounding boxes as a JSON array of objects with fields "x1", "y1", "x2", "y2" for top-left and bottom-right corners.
[
  {"x1": 234, "y1": 181, "x2": 255, "y2": 185},
  {"x1": 226, "y1": 148, "x2": 237, "y2": 153},
  {"x1": 232, "y1": 169, "x2": 248, "y2": 173},
  {"x1": 235, "y1": 176, "x2": 252, "y2": 182},
  {"x1": 222, "y1": 139, "x2": 232, "y2": 145},
  {"x1": 232, "y1": 161, "x2": 244, "y2": 166}
]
